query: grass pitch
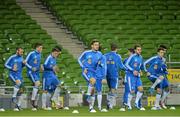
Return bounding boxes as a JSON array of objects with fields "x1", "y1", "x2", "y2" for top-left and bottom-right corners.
[{"x1": 0, "y1": 106, "x2": 179, "y2": 116}]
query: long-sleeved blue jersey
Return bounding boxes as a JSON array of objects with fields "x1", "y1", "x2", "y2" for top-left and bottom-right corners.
[
  {"x1": 144, "y1": 55, "x2": 168, "y2": 77},
  {"x1": 161, "y1": 63, "x2": 168, "y2": 75},
  {"x1": 78, "y1": 50, "x2": 103, "y2": 73},
  {"x1": 125, "y1": 53, "x2": 144, "y2": 75},
  {"x1": 5, "y1": 54, "x2": 24, "y2": 76},
  {"x1": 96, "y1": 55, "x2": 107, "y2": 79},
  {"x1": 123, "y1": 58, "x2": 128, "y2": 65},
  {"x1": 25, "y1": 50, "x2": 41, "y2": 72},
  {"x1": 43, "y1": 54, "x2": 57, "y2": 75},
  {"x1": 105, "y1": 51, "x2": 126, "y2": 79}
]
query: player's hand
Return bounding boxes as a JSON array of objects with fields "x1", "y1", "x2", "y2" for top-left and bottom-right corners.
[
  {"x1": 147, "y1": 72, "x2": 151, "y2": 76},
  {"x1": 89, "y1": 78, "x2": 96, "y2": 85},
  {"x1": 13, "y1": 64, "x2": 18, "y2": 71},
  {"x1": 32, "y1": 67, "x2": 37, "y2": 72},
  {"x1": 53, "y1": 65, "x2": 60, "y2": 73},
  {"x1": 83, "y1": 68, "x2": 88, "y2": 74},
  {"x1": 40, "y1": 65, "x2": 44, "y2": 71},
  {"x1": 23, "y1": 60, "x2": 26, "y2": 64},
  {"x1": 15, "y1": 80, "x2": 21, "y2": 85},
  {"x1": 140, "y1": 71, "x2": 143, "y2": 76},
  {"x1": 102, "y1": 79, "x2": 107, "y2": 84},
  {"x1": 133, "y1": 70, "x2": 138, "y2": 76}
]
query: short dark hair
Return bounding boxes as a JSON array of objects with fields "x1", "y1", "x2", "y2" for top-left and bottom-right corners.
[
  {"x1": 159, "y1": 45, "x2": 167, "y2": 50},
  {"x1": 52, "y1": 46, "x2": 62, "y2": 52},
  {"x1": 34, "y1": 43, "x2": 42, "y2": 49},
  {"x1": 134, "y1": 44, "x2": 141, "y2": 49},
  {"x1": 111, "y1": 43, "x2": 118, "y2": 51},
  {"x1": 157, "y1": 47, "x2": 165, "y2": 52},
  {"x1": 128, "y1": 48, "x2": 135, "y2": 53},
  {"x1": 16, "y1": 47, "x2": 23, "y2": 51},
  {"x1": 90, "y1": 39, "x2": 99, "y2": 45}
]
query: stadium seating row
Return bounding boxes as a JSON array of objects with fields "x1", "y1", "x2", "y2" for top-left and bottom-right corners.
[
  {"x1": 41, "y1": 0, "x2": 180, "y2": 62},
  {"x1": 0, "y1": 0, "x2": 84, "y2": 92}
]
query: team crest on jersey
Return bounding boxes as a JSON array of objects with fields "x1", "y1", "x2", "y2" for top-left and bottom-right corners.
[
  {"x1": 111, "y1": 61, "x2": 115, "y2": 64},
  {"x1": 154, "y1": 64, "x2": 158, "y2": 69},
  {"x1": 88, "y1": 58, "x2": 92, "y2": 64},
  {"x1": 134, "y1": 62, "x2": 138, "y2": 67}
]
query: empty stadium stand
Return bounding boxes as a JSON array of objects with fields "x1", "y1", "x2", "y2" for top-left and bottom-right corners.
[
  {"x1": 41, "y1": 0, "x2": 180, "y2": 62},
  {"x1": 0, "y1": 0, "x2": 85, "y2": 93}
]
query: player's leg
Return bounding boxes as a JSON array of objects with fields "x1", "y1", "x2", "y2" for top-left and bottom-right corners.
[
  {"x1": 95, "y1": 79, "x2": 102, "y2": 111},
  {"x1": 160, "y1": 78, "x2": 170, "y2": 109},
  {"x1": 15, "y1": 88, "x2": 24, "y2": 111},
  {"x1": 126, "y1": 74, "x2": 135, "y2": 110},
  {"x1": 88, "y1": 78, "x2": 96, "y2": 112},
  {"x1": 46, "y1": 91, "x2": 52, "y2": 110},
  {"x1": 13, "y1": 77, "x2": 24, "y2": 111},
  {"x1": 51, "y1": 76, "x2": 62, "y2": 109},
  {"x1": 123, "y1": 75, "x2": 129, "y2": 106},
  {"x1": 119, "y1": 81, "x2": 129, "y2": 111},
  {"x1": 149, "y1": 75, "x2": 164, "y2": 93},
  {"x1": 135, "y1": 77, "x2": 144, "y2": 110},
  {"x1": 82, "y1": 72, "x2": 96, "y2": 111},
  {"x1": 106, "y1": 77, "x2": 111, "y2": 108},
  {"x1": 9, "y1": 75, "x2": 21, "y2": 103},
  {"x1": 29, "y1": 72, "x2": 40, "y2": 109},
  {"x1": 108, "y1": 78, "x2": 119, "y2": 110},
  {"x1": 153, "y1": 87, "x2": 162, "y2": 110},
  {"x1": 42, "y1": 78, "x2": 48, "y2": 109}
]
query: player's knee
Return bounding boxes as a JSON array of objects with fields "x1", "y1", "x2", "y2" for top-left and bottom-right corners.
[
  {"x1": 138, "y1": 86, "x2": 143, "y2": 92},
  {"x1": 89, "y1": 77, "x2": 96, "y2": 85},
  {"x1": 35, "y1": 81, "x2": 40, "y2": 87}
]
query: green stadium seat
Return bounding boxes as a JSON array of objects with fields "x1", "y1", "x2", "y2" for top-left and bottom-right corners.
[
  {"x1": 12, "y1": 0, "x2": 179, "y2": 87},
  {"x1": 168, "y1": 5, "x2": 180, "y2": 10},
  {"x1": 173, "y1": 44, "x2": 180, "y2": 49},
  {"x1": 154, "y1": 5, "x2": 167, "y2": 10},
  {"x1": 163, "y1": 15, "x2": 175, "y2": 20},
  {"x1": 148, "y1": 15, "x2": 160, "y2": 20}
]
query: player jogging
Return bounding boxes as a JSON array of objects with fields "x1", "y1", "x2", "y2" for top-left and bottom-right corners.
[
  {"x1": 25, "y1": 43, "x2": 43, "y2": 111},
  {"x1": 5, "y1": 47, "x2": 25, "y2": 111}
]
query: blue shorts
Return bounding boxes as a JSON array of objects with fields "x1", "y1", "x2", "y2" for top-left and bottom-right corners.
[
  {"x1": 42, "y1": 73, "x2": 60, "y2": 92},
  {"x1": 126, "y1": 73, "x2": 142, "y2": 92},
  {"x1": 28, "y1": 71, "x2": 40, "y2": 83},
  {"x1": 160, "y1": 78, "x2": 169, "y2": 89},
  {"x1": 107, "y1": 77, "x2": 118, "y2": 89},
  {"x1": 95, "y1": 79, "x2": 102, "y2": 92},
  {"x1": 9, "y1": 73, "x2": 23, "y2": 86},
  {"x1": 148, "y1": 76, "x2": 169, "y2": 89},
  {"x1": 82, "y1": 71, "x2": 96, "y2": 83}
]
